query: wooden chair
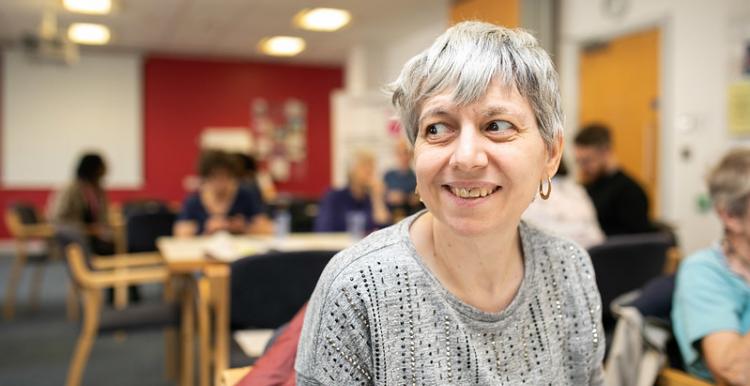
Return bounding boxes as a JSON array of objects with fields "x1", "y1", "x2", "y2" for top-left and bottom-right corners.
[
  {"x1": 63, "y1": 242, "x2": 194, "y2": 386},
  {"x1": 196, "y1": 264, "x2": 231, "y2": 386},
  {"x1": 220, "y1": 366, "x2": 252, "y2": 386},
  {"x1": 588, "y1": 232, "x2": 673, "y2": 330},
  {"x1": 3, "y1": 203, "x2": 57, "y2": 320},
  {"x1": 657, "y1": 368, "x2": 716, "y2": 386}
]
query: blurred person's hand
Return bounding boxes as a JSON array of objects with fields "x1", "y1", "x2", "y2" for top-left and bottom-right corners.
[
  {"x1": 228, "y1": 214, "x2": 248, "y2": 234},
  {"x1": 386, "y1": 190, "x2": 406, "y2": 205},
  {"x1": 205, "y1": 215, "x2": 230, "y2": 234},
  {"x1": 368, "y1": 177, "x2": 385, "y2": 199}
]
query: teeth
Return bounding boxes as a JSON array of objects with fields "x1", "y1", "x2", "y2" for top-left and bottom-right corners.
[{"x1": 450, "y1": 186, "x2": 496, "y2": 198}]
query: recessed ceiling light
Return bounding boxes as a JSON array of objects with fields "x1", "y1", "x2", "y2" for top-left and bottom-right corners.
[
  {"x1": 258, "y1": 36, "x2": 305, "y2": 57},
  {"x1": 68, "y1": 23, "x2": 111, "y2": 45},
  {"x1": 294, "y1": 8, "x2": 351, "y2": 31},
  {"x1": 63, "y1": 0, "x2": 112, "y2": 15}
]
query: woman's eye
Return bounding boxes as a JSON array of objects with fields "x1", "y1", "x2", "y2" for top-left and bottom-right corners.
[
  {"x1": 487, "y1": 120, "x2": 513, "y2": 133},
  {"x1": 426, "y1": 123, "x2": 449, "y2": 137}
]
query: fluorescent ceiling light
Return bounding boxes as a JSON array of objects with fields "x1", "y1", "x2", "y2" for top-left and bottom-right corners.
[
  {"x1": 68, "y1": 23, "x2": 111, "y2": 45},
  {"x1": 258, "y1": 36, "x2": 305, "y2": 57},
  {"x1": 294, "y1": 8, "x2": 351, "y2": 31},
  {"x1": 63, "y1": 0, "x2": 112, "y2": 15}
]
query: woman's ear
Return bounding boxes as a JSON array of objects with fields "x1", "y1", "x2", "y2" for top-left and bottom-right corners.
[{"x1": 544, "y1": 135, "x2": 564, "y2": 178}]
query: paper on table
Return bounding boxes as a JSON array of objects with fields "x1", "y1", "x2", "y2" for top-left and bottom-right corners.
[
  {"x1": 233, "y1": 329, "x2": 275, "y2": 358},
  {"x1": 204, "y1": 232, "x2": 266, "y2": 262}
]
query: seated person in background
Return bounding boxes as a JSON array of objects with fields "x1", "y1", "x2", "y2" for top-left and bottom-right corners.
[
  {"x1": 49, "y1": 152, "x2": 141, "y2": 302},
  {"x1": 314, "y1": 150, "x2": 390, "y2": 232},
  {"x1": 49, "y1": 152, "x2": 115, "y2": 255},
  {"x1": 235, "y1": 152, "x2": 269, "y2": 209},
  {"x1": 235, "y1": 152, "x2": 277, "y2": 205},
  {"x1": 383, "y1": 139, "x2": 422, "y2": 221},
  {"x1": 672, "y1": 148, "x2": 750, "y2": 384},
  {"x1": 174, "y1": 150, "x2": 273, "y2": 237},
  {"x1": 574, "y1": 123, "x2": 653, "y2": 235},
  {"x1": 522, "y1": 159, "x2": 605, "y2": 248}
]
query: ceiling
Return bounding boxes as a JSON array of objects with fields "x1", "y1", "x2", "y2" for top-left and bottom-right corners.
[{"x1": 0, "y1": 0, "x2": 446, "y2": 65}]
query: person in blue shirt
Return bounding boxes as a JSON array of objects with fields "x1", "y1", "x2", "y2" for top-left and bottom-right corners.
[
  {"x1": 383, "y1": 139, "x2": 422, "y2": 220},
  {"x1": 672, "y1": 148, "x2": 750, "y2": 384},
  {"x1": 174, "y1": 150, "x2": 273, "y2": 236},
  {"x1": 314, "y1": 150, "x2": 391, "y2": 233}
]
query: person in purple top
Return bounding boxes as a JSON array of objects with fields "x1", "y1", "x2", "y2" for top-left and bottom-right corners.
[{"x1": 314, "y1": 150, "x2": 391, "y2": 233}]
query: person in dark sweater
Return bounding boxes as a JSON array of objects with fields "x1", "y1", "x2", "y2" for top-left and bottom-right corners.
[{"x1": 574, "y1": 124, "x2": 653, "y2": 235}]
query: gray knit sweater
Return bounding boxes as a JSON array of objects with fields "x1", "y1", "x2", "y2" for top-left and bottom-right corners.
[{"x1": 296, "y1": 212, "x2": 605, "y2": 385}]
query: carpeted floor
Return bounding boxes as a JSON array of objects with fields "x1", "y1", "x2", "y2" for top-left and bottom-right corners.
[{"x1": 0, "y1": 252, "x2": 177, "y2": 386}]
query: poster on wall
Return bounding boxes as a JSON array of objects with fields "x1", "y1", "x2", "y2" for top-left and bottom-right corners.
[
  {"x1": 251, "y1": 98, "x2": 308, "y2": 182},
  {"x1": 729, "y1": 81, "x2": 750, "y2": 135}
]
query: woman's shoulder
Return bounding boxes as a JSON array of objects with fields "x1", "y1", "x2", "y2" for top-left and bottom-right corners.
[
  {"x1": 677, "y1": 247, "x2": 731, "y2": 283},
  {"x1": 522, "y1": 222, "x2": 596, "y2": 286},
  {"x1": 522, "y1": 221, "x2": 590, "y2": 259},
  {"x1": 319, "y1": 224, "x2": 408, "y2": 283}
]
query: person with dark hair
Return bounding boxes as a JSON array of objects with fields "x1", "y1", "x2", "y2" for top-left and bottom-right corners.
[
  {"x1": 50, "y1": 152, "x2": 114, "y2": 255},
  {"x1": 49, "y1": 152, "x2": 140, "y2": 303},
  {"x1": 522, "y1": 158, "x2": 604, "y2": 248},
  {"x1": 234, "y1": 152, "x2": 277, "y2": 208},
  {"x1": 174, "y1": 150, "x2": 273, "y2": 237},
  {"x1": 574, "y1": 123, "x2": 653, "y2": 235}
]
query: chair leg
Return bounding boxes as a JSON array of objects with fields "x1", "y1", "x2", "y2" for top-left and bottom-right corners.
[
  {"x1": 29, "y1": 263, "x2": 45, "y2": 312},
  {"x1": 164, "y1": 327, "x2": 178, "y2": 381},
  {"x1": 210, "y1": 267, "x2": 230, "y2": 386},
  {"x1": 66, "y1": 282, "x2": 80, "y2": 322},
  {"x1": 113, "y1": 267, "x2": 129, "y2": 310},
  {"x1": 4, "y1": 240, "x2": 28, "y2": 320},
  {"x1": 180, "y1": 277, "x2": 195, "y2": 386},
  {"x1": 197, "y1": 278, "x2": 211, "y2": 386},
  {"x1": 65, "y1": 289, "x2": 101, "y2": 386},
  {"x1": 164, "y1": 277, "x2": 177, "y2": 381}
]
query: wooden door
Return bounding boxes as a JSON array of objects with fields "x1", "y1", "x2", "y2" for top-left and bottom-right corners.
[{"x1": 579, "y1": 28, "x2": 661, "y2": 215}]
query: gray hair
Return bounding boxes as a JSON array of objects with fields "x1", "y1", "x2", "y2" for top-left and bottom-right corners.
[
  {"x1": 389, "y1": 21, "x2": 563, "y2": 151},
  {"x1": 708, "y1": 148, "x2": 750, "y2": 216}
]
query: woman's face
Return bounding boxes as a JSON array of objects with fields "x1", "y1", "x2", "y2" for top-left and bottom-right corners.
[
  {"x1": 204, "y1": 168, "x2": 237, "y2": 197},
  {"x1": 413, "y1": 79, "x2": 562, "y2": 236}
]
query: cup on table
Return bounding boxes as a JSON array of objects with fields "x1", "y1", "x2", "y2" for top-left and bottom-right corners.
[
  {"x1": 274, "y1": 210, "x2": 291, "y2": 239},
  {"x1": 346, "y1": 211, "x2": 367, "y2": 240}
]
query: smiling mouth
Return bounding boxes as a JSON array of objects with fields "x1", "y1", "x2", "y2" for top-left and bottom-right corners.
[{"x1": 442, "y1": 185, "x2": 501, "y2": 199}]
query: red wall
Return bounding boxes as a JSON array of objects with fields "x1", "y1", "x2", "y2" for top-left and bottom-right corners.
[{"x1": 0, "y1": 55, "x2": 343, "y2": 238}]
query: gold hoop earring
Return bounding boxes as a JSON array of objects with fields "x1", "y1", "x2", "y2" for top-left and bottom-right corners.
[{"x1": 539, "y1": 176, "x2": 552, "y2": 200}]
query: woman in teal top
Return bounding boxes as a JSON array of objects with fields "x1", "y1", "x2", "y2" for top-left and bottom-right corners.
[{"x1": 672, "y1": 148, "x2": 750, "y2": 384}]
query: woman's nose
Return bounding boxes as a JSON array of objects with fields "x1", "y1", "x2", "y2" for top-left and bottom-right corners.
[{"x1": 450, "y1": 126, "x2": 488, "y2": 171}]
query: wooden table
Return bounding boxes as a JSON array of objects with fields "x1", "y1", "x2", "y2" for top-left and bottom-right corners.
[{"x1": 157, "y1": 232, "x2": 353, "y2": 386}]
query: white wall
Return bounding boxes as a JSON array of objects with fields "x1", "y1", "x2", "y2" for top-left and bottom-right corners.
[
  {"x1": 560, "y1": 0, "x2": 750, "y2": 254},
  {"x1": 2, "y1": 49, "x2": 142, "y2": 189},
  {"x1": 332, "y1": 2, "x2": 450, "y2": 188}
]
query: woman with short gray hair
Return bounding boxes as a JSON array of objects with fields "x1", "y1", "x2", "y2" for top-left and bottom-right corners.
[
  {"x1": 672, "y1": 148, "x2": 750, "y2": 384},
  {"x1": 296, "y1": 21, "x2": 604, "y2": 385}
]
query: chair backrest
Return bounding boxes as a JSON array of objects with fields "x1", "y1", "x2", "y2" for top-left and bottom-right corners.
[
  {"x1": 11, "y1": 202, "x2": 41, "y2": 224},
  {"x1": 286, "y1": 198, "x2": 319, "y2": 233},
  {"x1": 589, "y1": 232, "x2": 672, "y2": 327},
  {"x1": 5, "y1": 202, "x2": 42, "y2": 237},
  {"x1": 230, "y1": 250, "x2": 337, "y2": 329},
  {"x1": 123, "y1": 200, "x2": 176, "y2": 253}
]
